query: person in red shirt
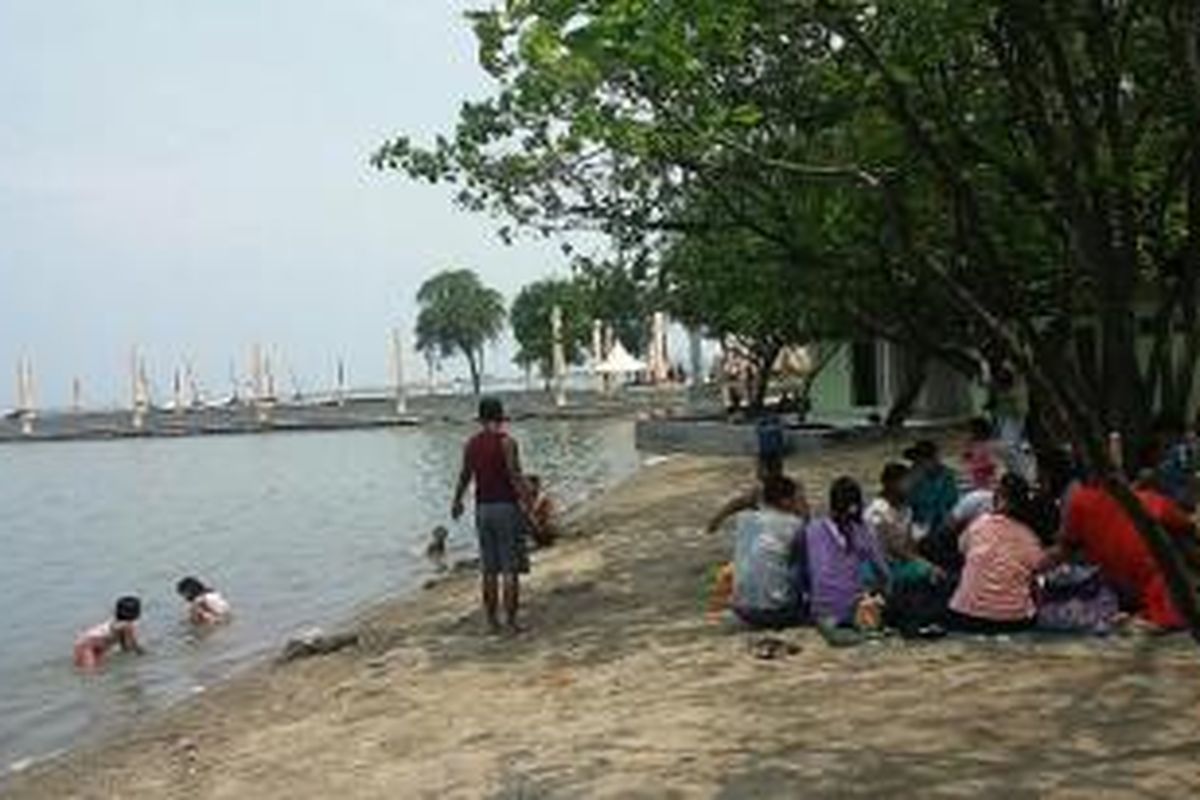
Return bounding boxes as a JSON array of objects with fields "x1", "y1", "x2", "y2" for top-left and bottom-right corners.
[
  {"x1": 1060, "y1": 476, "x2": 1196, "y2": 630},
  {"x1": 452, "y1": 397, "x2": 531, "y2": 634}
]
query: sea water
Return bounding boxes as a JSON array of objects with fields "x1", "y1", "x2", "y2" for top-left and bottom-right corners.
[{"x1": 0, "y1": 419, "x2": 638, "y2": 772}]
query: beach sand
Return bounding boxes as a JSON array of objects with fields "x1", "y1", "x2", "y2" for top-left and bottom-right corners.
[{"x1": 8, "y1": 437, "x2": 1200, "y2": 799}]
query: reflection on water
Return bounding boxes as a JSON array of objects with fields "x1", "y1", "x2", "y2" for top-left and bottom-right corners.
[{"x1": 0, "y1": 420, "x2": 637, "y2": 771}]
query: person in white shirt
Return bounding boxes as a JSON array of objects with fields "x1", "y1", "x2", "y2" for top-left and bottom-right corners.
[
  {"x1": 176, "y1": 576, "x2": 232, "y2": 625},
  {"x1": 864, "y1": 462, "x2": 944, "y2": 585}
]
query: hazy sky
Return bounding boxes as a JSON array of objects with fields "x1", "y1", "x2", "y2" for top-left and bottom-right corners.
[{"x1": 0, "y1": 1, "x2": 574, "y2": 408}]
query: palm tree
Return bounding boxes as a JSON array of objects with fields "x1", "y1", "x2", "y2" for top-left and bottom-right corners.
[{"x1": 415, "y1": 269, "x2": 506, "y2": 395}]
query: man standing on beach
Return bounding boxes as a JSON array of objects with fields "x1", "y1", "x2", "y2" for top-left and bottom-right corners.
[{"x1": 452, "y1": 397, "x2": 530, "y2": 634}]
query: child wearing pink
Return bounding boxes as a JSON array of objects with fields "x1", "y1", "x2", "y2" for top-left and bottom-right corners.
[{"x1": 73, "y1": 596, "x2": 143, "y2": 670}]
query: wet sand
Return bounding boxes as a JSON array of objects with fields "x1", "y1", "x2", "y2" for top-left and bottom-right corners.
[{"x1": 8, "y1": 437, "x2": 1200, "y2": 799}]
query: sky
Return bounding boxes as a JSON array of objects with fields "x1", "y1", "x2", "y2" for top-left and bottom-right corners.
[{"x1": 0, "y1": 0, "x2": 577, "y2": 408}]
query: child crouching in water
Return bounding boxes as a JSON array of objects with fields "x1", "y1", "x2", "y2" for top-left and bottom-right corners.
[
  {"x1": 73, "y1": 596, "x2": 143, "y2": 670},
  {"x1": 176, "y1": 576, "x2": 232, "y2": 625}
]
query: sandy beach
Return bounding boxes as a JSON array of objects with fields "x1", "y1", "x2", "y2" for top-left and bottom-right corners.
[{"x1": 8, "y1": 436, "x2": 1200, "y2": 799}]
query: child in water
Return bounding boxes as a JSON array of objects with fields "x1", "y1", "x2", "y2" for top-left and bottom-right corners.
[
  {"x1": 426, "y1": 525, "x2": 449, "y2": 571},
  {"x1": 176, "y1": 576, "x2": 232, "y2": 625},
  {"x1": 73, "y1": 596, "x2": 143, "y2": 670}
]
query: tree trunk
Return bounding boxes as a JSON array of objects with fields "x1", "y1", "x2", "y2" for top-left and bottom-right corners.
[
  {"x1": 464, "y1": 347, "x2": 482, "y2": 395},
  {"x1": 1103, "y1": 477, "x2": 1200, "y2": 644},
  {"x1": 884, "y1": 355, "x2": 929, "y2": 428},
  {"x1": 747, "y1": 344, "x2": 783, "y2": 415}
]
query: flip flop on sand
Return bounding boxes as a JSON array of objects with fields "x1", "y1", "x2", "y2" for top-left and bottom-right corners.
[{"x1": 749, "y1": 637, "x2": 800, "y2": 661}]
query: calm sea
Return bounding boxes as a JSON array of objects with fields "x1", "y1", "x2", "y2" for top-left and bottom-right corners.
[{"x1": 0, "y1": 419, "x2": 639, "y2": 773}]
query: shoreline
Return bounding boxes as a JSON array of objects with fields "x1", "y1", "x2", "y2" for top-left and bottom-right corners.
[
  {"x1": 8, "y1": 438, "x2": 1200, "y2": 798},
  {"x1": 1, "y1": 448, "x2": 648, "y2": 786}
]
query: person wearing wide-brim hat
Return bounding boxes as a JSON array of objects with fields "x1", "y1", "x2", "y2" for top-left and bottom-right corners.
[
  {"x1": 451, "y1": 397, "x2": 531, "y2": 634},
  {"x1": 902, "y1": 439, "x2": 960, "y2": 548}
]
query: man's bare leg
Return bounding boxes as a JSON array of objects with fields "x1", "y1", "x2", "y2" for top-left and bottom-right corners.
[
  {"x1": 503, "y1": 573, "x2": 523, "y2": 633},
  {"x1": 482, "y1": 573, "x2": 502, "y2": 633}
]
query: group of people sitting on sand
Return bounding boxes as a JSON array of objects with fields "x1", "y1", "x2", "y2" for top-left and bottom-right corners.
[
  {"x1": 708, "y1": 417, "x2": 1200, "y2": 641},
  {"x1": 73, "y1": 576, "x2": 231, "y2": 670}
]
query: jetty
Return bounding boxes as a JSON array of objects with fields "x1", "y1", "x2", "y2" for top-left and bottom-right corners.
[{"x1": 0, "y1": 388, "x2": 701, "y2": 445}]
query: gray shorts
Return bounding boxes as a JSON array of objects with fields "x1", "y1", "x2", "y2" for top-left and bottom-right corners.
[{"x1": 475, "y1": 502, "x2": 530, "y2": 576}]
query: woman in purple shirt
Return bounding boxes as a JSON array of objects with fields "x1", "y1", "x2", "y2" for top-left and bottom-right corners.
[{"x1": 805, "y1": 476, "x2": 891, "y2": 626}]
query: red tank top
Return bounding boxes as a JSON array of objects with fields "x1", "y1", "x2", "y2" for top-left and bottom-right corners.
[{"x1": 465, "y1": 430, "x2": 518, "y2": 503}]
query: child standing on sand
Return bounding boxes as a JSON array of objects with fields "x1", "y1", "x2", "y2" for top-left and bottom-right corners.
[
  {"x1": 176, "y1": 576, "x2": 232, "y2": 625},
  {"x1": 73, "y1": 596, "x2": 143, "y2": 670},
  {"x1": 451, "y1": 397, "x2": 531, "y2": 635}
]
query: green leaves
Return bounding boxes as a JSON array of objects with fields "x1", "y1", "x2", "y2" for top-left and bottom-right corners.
[
  {"x1": 380, "y1": 0, "x2": 1200, "y2": 418},
  {"x1": 414, "y1": 269, "x2": 507, "y2": 392},
  {"x1": 510, "y1": 277, "x2": 592, "y2": 376}
]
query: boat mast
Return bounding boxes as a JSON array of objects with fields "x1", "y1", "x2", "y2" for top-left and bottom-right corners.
[
  {"x1": 131, "y1": 346, "x2": 148, "y2": 430},
  {"x1": 390, "y1": 328, "x2": 408, "y2": 415}
]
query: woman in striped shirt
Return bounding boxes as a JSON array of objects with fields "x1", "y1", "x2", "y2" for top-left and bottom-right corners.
[{"x1": 948, "y1": 474, "x2": 1048, "y2": 634}]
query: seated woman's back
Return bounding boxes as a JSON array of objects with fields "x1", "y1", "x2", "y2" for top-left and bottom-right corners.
[
  {"x1": 732, "y1": 506, "x2": 804, "y2": 614},
  {"x1": 1062, "y1": 482, "x2": 1192, "y2": 628},
  {"x1": 951, "y1": 512, "x2": 1044, "y2": 623},
  {"x1": 805, "y1": 477, "x2": 890, "y2": 626}
]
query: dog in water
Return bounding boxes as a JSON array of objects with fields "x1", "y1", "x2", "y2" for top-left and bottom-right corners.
[{"x1": 426, "y1": 525, "x2": 449, "y2": 569}]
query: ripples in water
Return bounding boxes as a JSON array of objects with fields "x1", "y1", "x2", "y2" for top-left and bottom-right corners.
[{"x1": 0, "y1": 419, "x2": 638, "y2": 771}]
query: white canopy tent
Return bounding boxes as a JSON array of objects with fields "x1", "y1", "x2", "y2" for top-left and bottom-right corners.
[{"x1": 594, "y1": 340, "x2": 646, "y2": 375}]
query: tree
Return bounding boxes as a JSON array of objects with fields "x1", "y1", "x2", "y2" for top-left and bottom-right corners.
[
  {"x1": 415, "y1": 269, "x2": 506, "y2": 395},
  {"x1": 574, "y1": 261, "x2": 653, "y2": 357},
  {"x1": 378, "y1": 1, "x2": 1200, "y2": 635},
  {"x1": 659, "y1": 209, "x2": 832, "y2": 410},
  {"x1": 510, "y1": 278, "x2": 592, "y2": 384}
]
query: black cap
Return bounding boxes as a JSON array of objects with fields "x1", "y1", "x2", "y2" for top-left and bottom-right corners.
[
  {"x1": 478, "y1": 397, "x2": 506, "y2": 422},
  {"x1": 903, "y1": 439, "x2": 939, "y2": 462}
]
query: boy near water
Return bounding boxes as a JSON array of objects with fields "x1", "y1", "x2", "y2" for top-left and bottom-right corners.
[
  {"x1": 73, "y1": 596, "x2": 143, "y2": 670},
  {"x1": 452, "y1": 397, "x2": 530, "y2": 634}
]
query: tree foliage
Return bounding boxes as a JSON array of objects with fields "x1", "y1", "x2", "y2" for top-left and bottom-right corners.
[
  {"x1": 510, "y1": 277, "x2": 592, "y2": 380},
  {"x1": 415, "y1": 269, "x2": 506, "y2": 395},
  {"x1": 379, "y1": 0, "x2": 1200, "y2": 634}
]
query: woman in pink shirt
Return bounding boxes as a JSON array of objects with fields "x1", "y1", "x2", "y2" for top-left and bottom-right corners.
[{"x1": 949, "y1": 474, "x2": 1047, "y2": 634}]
